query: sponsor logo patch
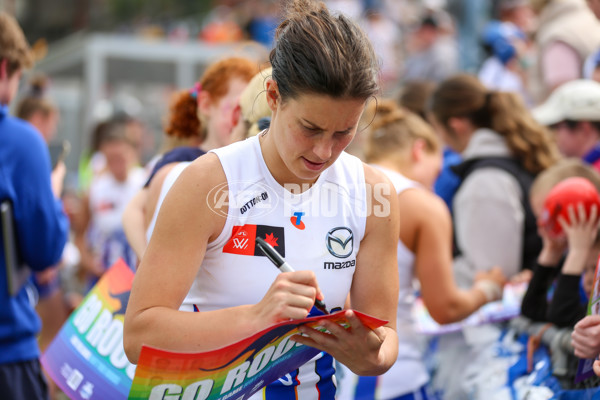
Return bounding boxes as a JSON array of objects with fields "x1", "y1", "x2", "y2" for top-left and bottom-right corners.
[
  {"x1": 206, "y1": 181, "x2": 277, "y2": 218},
  {"x1": 323, "y1": 259, "x2": 356, "y2": 269},
  {"x1": 222, "y1": 224, "x2": 285, "y2": 257},
  {"x1": 290, "y1": 211, "x2": 306, "y2": 230},
  {"x1": 325, "y1": 227, "x2": 353, "y2": 258},
  {"x1": 240, "y1": 191, "x2": 269, "y2": 215}
]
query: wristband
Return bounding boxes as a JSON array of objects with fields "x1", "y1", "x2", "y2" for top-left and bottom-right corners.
[{"x1": 474, "y1": 279, "x2": 503, "y2": 302}]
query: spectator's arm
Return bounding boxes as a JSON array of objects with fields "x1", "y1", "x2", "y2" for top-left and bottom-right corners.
[
  {"x1": 546, "y1": 273, "x2": 586, "y2": 327},
  {"x1": 546, "y1": 274, "x2": 587, "y2": 328},
  {"x1": 521, "y1": 262, "x2": 559, "y2": 322}
]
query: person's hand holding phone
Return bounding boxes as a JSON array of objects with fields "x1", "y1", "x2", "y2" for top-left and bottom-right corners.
[{"x1": 49, "y1": 140, "x2": 70, "y2": 170}]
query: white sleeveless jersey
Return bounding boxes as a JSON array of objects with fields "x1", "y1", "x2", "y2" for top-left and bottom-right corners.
[
  {"x1": 145, "y1": 161, "x2": 190, "y2": 243},
  {"x1": 372, "y1": 166, "x2": 429, "y2": 399},
  {"x1": 181, "y1": 135, "x2": 367, "y2": 400}
]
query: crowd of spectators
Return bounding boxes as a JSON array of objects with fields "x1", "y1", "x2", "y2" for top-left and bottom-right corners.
[{"x1": 8, "y1": 0, "x2": 600, "y2": 399}]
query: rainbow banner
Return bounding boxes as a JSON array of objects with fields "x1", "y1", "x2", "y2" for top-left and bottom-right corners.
[
  {"x1": 41, "y1": 258, "x2": 136, "y2": 399},
  {"x1": 128, "y1": 311, "x2": 386, "y2": 400}
]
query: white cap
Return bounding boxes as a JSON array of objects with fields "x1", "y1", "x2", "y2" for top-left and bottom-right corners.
[{"x1": 532, "y1": 79, "x2": 600, "y2": 126}]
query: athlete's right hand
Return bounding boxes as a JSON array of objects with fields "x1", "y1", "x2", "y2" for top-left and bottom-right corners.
[{"x1": 251, "y1": 270, "x2": 324, "y2": 326}]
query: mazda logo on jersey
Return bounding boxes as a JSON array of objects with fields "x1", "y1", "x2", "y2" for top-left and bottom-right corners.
[
  {"x1": 326, "y1": 227, "x2": 353, "y2": 258},
  {"x1": 223, "y1": 224, "x2": 285, "y2": 257}
]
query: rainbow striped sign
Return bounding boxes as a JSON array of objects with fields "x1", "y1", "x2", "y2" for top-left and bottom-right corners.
[
  {"x1": 41, "y1": 258, "x2": 135, "y2": 399},
  {"x1": 41, "y1": 258, "x2": 386, "y2": 399},
  {"x1": 128, "y1": 311, "x2": 386, "y2": 400}
]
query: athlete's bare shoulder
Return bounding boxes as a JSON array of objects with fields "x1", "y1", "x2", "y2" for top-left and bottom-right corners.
[
  {"x1": 179, "y1": 152, "x2": 227, "y2": 193},
  {"x1": 159, "y1": 152, "x2": 228, "y2": 241},
  {"x1": 362, "y1": 162, "x2": 391, "y2": 186}
]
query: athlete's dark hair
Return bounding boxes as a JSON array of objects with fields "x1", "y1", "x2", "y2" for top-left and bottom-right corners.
[{"x1": 269, "y1": 0, "x2": 379, "y2": 102}]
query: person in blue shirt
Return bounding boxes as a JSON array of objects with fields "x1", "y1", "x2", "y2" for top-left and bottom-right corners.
[
  {"x1": 434, "y1": 146, "x2": 462, "y2": 212},
  {"x1": 0, "y1": 12, "x2": 69, "y2": 400}
]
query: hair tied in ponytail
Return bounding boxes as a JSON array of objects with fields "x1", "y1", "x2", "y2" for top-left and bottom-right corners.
[{"x1": 189, "y1": 82, "x2": 202, "y2": 99}]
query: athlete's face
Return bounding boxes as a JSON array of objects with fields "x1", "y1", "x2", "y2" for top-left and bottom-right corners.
[{"x1": 266, "y1": 80, "x2": 366, "y2": 185}]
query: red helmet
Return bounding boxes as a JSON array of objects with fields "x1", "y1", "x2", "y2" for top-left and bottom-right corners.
[{"x1": 540, "y1": 177, "x2": 600, "y2": 236}]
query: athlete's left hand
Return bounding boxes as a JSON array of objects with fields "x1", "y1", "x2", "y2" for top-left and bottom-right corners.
[{"x1": 290, "y1": 309, "x2": 388, "y2": 375}]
